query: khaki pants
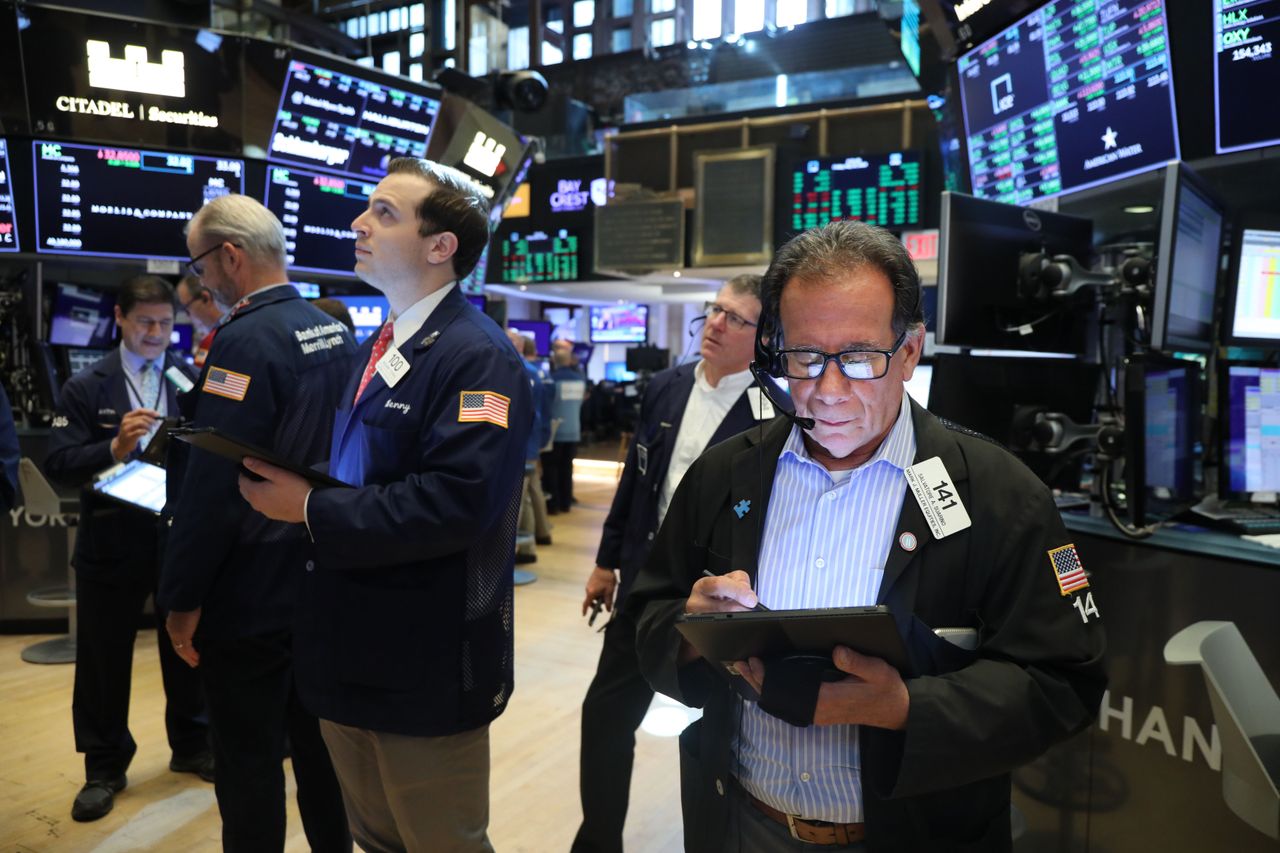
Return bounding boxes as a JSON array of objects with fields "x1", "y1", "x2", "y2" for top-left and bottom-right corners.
[
  {"x1": 518, "y1": 465, "x2": 551, "y2": 551},
  {"x1": 319, "y1": 720, "x2": 492, "y2": 853}
]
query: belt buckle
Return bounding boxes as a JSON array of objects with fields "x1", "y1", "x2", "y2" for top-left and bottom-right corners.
[{"x1": 786, "y1": 813, "x2": 802, "y2": 842}]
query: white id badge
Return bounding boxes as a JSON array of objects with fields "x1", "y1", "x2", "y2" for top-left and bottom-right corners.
[
  {"x1": 903, "y1": 456, "x2": 971, "y2": 540},
  {"x1": 375, "y1": 347, "x2": 411, "y2": 389},
  {"x1": 747, "y1": 387, "x2": 776, "y2": 420}
]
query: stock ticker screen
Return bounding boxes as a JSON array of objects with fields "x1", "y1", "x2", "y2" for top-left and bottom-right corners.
[
  {"x1": 782, "y1": 152, "x2": 922, "y2": 236},
  {"x1": 263, "y1": 165, "x2": 373, "y2": 277},
  {"x1": 498, "y1": 230, "x2": 580, "y2": 284},
  {"x1": 958, "y1": 0, "x2": 1180, "y2": 206},
  {"x1": 1214, "y1": 0, "x2": 1280, "y2": 153},
  {"x1": 0, "y1": 140, "x2": 18, "y2": 252},
  {"x1": 268, "y1": 60, "x2": 441, "y2": 179},
  {"x1": 32, "y1": 141, "x2": 245, "y2": 260}
]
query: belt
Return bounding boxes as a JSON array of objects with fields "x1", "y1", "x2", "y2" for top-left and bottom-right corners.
[{"x1": 742, "y1": 787, "x2": 866, "y2": 846}]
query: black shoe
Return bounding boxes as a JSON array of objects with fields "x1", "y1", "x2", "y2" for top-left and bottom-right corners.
[
  {"x1": 515, "y1": 551, "x2": 537, "y2": 564},
  {"x1": 71, "y1": 775, "x2": 126, "y2": 822},
  {"x1": 170, "y1": 751, "x2": 215, "y2": 783},
  {"x1": 535, "y1": 535, "x2": 553, "y2": 546}
]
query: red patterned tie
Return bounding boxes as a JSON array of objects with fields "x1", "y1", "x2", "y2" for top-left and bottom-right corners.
[{"x1": 353, "y1": 321, "x2": 396, "y2": 405}]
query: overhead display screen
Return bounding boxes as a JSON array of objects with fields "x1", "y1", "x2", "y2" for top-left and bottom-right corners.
[
  {"x1": 268, "y1": 59, "x2": 441, "y2": 179},
  {"x1": 1214, "y1": 0, "x2": 1280, "y2": 153},
  {"x1": 496, "y1": 230, "x2": 580, "y2": 283},
  {"x1": 957, "y1": 0, "x2": 1180, "y2": 206},
  {"x1": 263, "y1": 165, "x2": 372, "y2": 277},
  {"x1": 20, "y1": 5, "x2": 243, "y2": 152},
  {"x1": 32, "y1": 140, "x2": 244, "y2": 260},
  {"x1": 0, "y1": 139, "x2": 18, "y2": 252},
  {"x1": 781, "y1": 151, "x2": 923, "y2": 236}
]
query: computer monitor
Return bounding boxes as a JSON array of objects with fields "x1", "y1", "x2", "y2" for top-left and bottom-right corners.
[
  {"x1": 63, "y1": 346, "x2": 107, "y2": 380},
  {"x1": 1124, "y1": 354, "x2": 1200, "y2": 526},
  {"x1": 466, "y1": 295, "x2": 487, "y2": 312},
  {"x1": 625, "y1": 345, "x2": 668, "y2": 373},
  {"x1": 263, "y1": 165, "x2": 373, "y2": 276},
  {"x1": 508, "y1": 319, "x2": 551, "y2": 356},
  {"x1": 0, "y1": 138, "x2": 18, "y2": 252},
  {"x1": 778, "y1": 151, "x2": 923, "y2": 242},
  {"x1": 1220, "y1": 364, "x2": 1280, "y2": 499},
  {"x1": 1214, "y1": 0, "x2": 1280, "y2": 154},
  {"x1": 1224, "y1": 223, "x2": 1280, "y2": 347},
  {"x1": 49, "y1": 284, "x2": 117, "y2": 348},
  {"x1": 904, "y1": 362, "x2": 932, "y2": 408},
  {"x1": 590, "y1": 304, "x2": 648, "y2": 344},
  {"x1": 330, "y1": 294, "x2": 389, "y2": 344},
  {"x1": 170, "y1": 323, "x2": 194, "y2": 355},
  {"x1": 605, "y1": 361, "x2": 637, "y2": 382},
  {"x1": 955, "y1": 0, "x2": 1180, "y2": 206},
  {"x1": 936, "y1": 192, "x2": 1095, "y2": 354},
  {"x1": 1150, "y1": 162, "x2": 1226, "y2": 354}
]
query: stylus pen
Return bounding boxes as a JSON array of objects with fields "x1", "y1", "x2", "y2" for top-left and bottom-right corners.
[{"x1": 701, "y1": 570, "x2": 770, "y2": 611}]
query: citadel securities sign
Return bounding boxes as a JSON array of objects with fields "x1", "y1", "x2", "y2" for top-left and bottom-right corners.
[{"x1": 54, "y1": 40, "x2": 218, "y2": 129}]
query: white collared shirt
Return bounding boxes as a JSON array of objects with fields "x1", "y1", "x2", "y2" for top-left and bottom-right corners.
[
  {"x1": 117, "y1": 343, "x2": 167, "y2": 417},
  {"x1": 387, "y1": 281, "x2": 456, "y2": 348},
  {"x1": 657, "y1": 361, "x2": 755, "y2": 525}
]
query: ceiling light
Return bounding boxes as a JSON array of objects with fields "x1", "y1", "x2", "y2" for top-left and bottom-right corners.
[{"x1": 1124, "y1": 205, "x2": 1154, "y2": 214}]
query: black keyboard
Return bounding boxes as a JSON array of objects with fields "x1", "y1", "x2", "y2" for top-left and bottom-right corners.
[{"x1": 1190, "y1": 509, "x2": 1280, "y2": 536}]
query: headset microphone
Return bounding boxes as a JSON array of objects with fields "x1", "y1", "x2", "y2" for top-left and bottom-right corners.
[{"x1": 749, "y1": 361, "x2": 815, "y2": 431}]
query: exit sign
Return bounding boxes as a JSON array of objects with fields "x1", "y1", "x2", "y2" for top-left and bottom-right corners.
[{"x1": 903, "y1": 229, "x2": 938, "y2": 261}]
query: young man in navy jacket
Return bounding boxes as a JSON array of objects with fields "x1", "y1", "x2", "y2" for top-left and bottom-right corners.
[{"x1": 242, "y1": 158, "x2": 532, "y2": 853}]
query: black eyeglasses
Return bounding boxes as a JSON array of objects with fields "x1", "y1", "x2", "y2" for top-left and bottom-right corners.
[
  {"x1": 186, "y1": 242, "x2": 238, "y2": 277},
  {"x1": 703, "y1": 303, "x2": 758, "y2": 332},
  {"x1": 778, "y1": 331, "x2": 908, "y2": 381}
]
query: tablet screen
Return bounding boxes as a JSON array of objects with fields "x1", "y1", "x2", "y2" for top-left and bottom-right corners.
[{"x1": 93, "y1": 460, "x2": 167, "y2": 514}]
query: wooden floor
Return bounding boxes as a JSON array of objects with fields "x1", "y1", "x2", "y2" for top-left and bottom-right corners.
[{"x1": 0, "y1": 461, "x2": 685, "y2": 852}]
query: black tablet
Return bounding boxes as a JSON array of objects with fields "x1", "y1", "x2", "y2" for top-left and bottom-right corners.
[
  {"x1": 169, "y1": 426, "x2": 350, "y2": 489},
  {"x1": 92, "y1": 459, "x2": 167, "y2": 515},
  {"x1": 676, "y1": 605, "x2": 911, "y2": 674}
]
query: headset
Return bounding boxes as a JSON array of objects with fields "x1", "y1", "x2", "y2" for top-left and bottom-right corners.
[{"x1": 749, "y1": 287, "x2": 816, "y2": 430}]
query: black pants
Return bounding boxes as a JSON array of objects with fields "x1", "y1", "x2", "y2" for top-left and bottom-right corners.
[
  {"x1": 571, "y1": 609, "x2": 656, "y2": 853},
  {"x1": 73, "y1": 572, "x2": 208, "y2": 780},
  {"x1": 198, "y1": 630, "x2": 351, "y2": 853},
  {"x1": 543, "y1": 441, "x2": 578, "y2": 511}
]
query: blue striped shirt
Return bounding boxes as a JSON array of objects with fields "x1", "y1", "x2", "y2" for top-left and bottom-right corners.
[{"x1": 736, "y1": 392, "x2": 916, "y2": 822}]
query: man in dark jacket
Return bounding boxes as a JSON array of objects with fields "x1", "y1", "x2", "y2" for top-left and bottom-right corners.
[
  {"x1": 159, "y1": 194, "x2": 353, "y2": 852},
  {"x1": 45, "y1": 275, "x2": 208, "y2": 822},
  {"x1": 573, "y1": 274, "x2": 778, "y2": 852},
  {"x1": 627, "y1": 221, "x2": 1106, "y2": 852}
]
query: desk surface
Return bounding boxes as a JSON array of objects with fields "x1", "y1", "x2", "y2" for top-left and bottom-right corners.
[{"x1": 1061, "y1": 511, "x2": 1280, "y2": 568}]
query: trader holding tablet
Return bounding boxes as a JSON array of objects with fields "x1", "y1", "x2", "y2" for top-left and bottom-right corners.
[
  {"x1": 44, "y1": 275, "x2": 208, "y2": 822},
  {"x1": 626, "y1": 220, "x2": 1107, "y2": 851}
]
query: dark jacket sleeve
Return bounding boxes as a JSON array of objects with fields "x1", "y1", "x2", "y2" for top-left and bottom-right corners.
[
  {"x1": 887, "y1": 460, "x2": 1107, "y2": 797},
  {"x1": 594, "y1": 371, "x2": 667, "y2": 570},
  {"x1": 0, "y1": 383, "x2": 19, "y2": 509},
  {"x1": 306, "y1": 338, "x2": 533, "y2": 569},
  {"x1": 44, "y1": 374, "x2": 115, "y2": 488}
]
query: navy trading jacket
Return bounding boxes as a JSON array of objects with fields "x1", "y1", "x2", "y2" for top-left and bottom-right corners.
[
  {"x1": 296, "y1": 286, "x2": 533, "y2": 738},
  {"x1": 596, "y1": 362, "x2": 788, "y2": 607},
  {"x1": 46, "y1": 348, "x2": 197, "y2": 581},
  {"x1": 158, "y1": 286, "x2": 356, "y2": 638}
]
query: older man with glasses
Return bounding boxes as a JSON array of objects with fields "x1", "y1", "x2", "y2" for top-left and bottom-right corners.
[
  {"x1": 573, "y1": 273, "x2": 786, "y2": 853},
  {"x1": 624, "y1": 220, "x2": 1107, "y2": 852}
]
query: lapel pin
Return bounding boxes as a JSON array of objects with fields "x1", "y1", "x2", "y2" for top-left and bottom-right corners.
[
  {"x1": 899, "y1": 531, "x2": 918, "y2": 552},
  {"x1": 734, "y1": 499, "x2": 752, "y2": 519},
  {"x1": 420, "y1": 330, "x2": 441, "y2": 349}
]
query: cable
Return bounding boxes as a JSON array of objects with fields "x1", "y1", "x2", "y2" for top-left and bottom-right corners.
[
  {"x1": 996, "y1": 307, "x2": 1067, "y2": 335},
  {"x1": 1099, "y1": 462, "x2": 1159, "y2": 540}
]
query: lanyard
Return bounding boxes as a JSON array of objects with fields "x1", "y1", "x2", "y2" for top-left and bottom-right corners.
[{"x1": 122, "y1": 363, "x2": 164, "y2": 412}]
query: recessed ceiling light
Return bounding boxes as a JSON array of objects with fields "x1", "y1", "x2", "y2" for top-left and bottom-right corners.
[{"x1": 1124, "y1": 205, "x2": 1154, "y2": 214}]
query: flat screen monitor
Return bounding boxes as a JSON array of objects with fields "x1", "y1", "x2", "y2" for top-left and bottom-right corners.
[
  {"x1": 466, "y1": 295, "x2": 487, "y2": 311},
  {"x1": 49, "y1": 284, "x2": 117, "y2": 347},
  {"x1": 936, "y1": 191, "x2": 1094, "y2": 353},
  {"x1": 591, "y1": 304, "x2": 648, "y2": 344},
  {"x1": 268, "y1": 57, "x2": 441, "y2": 179},
  {"x1": 263, "y1": 165, "x2": 372, "y2": 277},
  {"x1": 780, "y1": 151, "x2": 923, "y2": 240},
  {"x1": 32, "y1": 140, "x2": 244, "y2": 260},
  {"x1": 605, "y1": 361, "x2": 637, "y2": 382},
  {"x1": 1225, "y1": 226, "x2": 1280, "y2": 346},
  {"x1": 1214, "y1": 0, "x2": 1280, "y2": 154},
  {"x1": 1150, "y1": 162, "x2": 1225, "y2": 353},
  {"x1": 956, "y1": 1, "x2": 1180, "y2": 206},
  {"x1": 904, "y1": 362, "x2": 932, "y2": 408},
  {"x1": 330, "y1": 294, "x2": 389, "y2": 344},
  {"x1": 494, "y1": 229, "x2": 580, "y2": 284},
  {"x1": 1221, "y1": 364, "x2": 1280, "y2": 498},
  {"x1": 64, "y1": 346, "x2": 107, "y2": 378},
  {"x1": 1124, "y1": 354, "x2": 1200, "y2": 525},
  {"x1": 0, "y1": 139, "x2": 18, "y2": 252},
  {"x1": 509, "y1": 319, "x2": 551, "y2": 356},
  {"x1": 293, "y1": 282, "x2": 321, "y2": 298},
  {"x1": 170, "y1": 323, "x2": 194, "y2": 354}
]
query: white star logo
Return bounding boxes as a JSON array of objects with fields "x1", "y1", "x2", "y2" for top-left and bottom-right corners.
[{"x1": 1102, "y1": 127, "x2": 1118, "y2": 150}]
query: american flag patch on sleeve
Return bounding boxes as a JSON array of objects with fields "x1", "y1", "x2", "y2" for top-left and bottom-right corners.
[
  {"x1": 1048, "y1": 544, "x2": 1089, "y2": 596},
  {"x1": 203, "y1": 366, "x2": 251, "y2": 401},
  {"x1": 458, "y1": 390, "x2": 510, "y2": 428}
]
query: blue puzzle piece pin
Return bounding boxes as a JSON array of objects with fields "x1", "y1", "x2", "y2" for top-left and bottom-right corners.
[{"x1": 734, "y1": 499, "x2": 751, "y2": 519}]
